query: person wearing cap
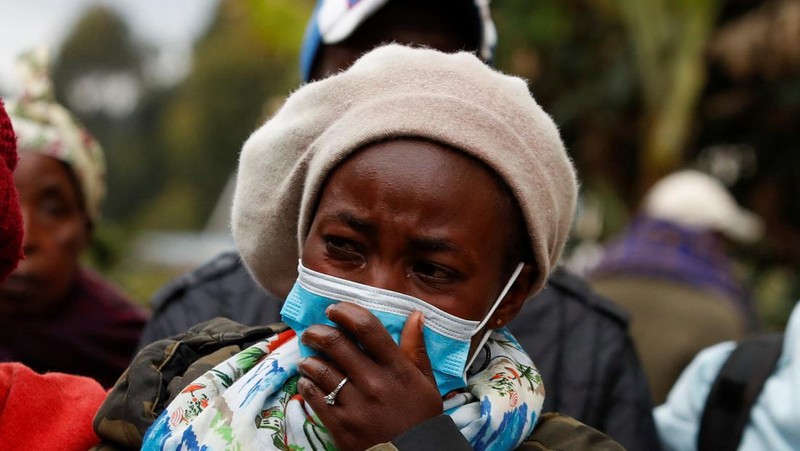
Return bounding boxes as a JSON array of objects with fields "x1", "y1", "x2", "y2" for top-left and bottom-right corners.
[
  {"x1": 0, "y1": 51, "x2": 149, "y2": 388},
  {"x1": 0, "y1": 98, "x2": 109, "y2": 449},
  {"x1": 298, "y1": 0, "x2": 494, "y2": 82},
  {"x1": 137, "y1": 1, "x2": 659, "y2": 448},
  {"x1": 100, "y1": 45, "x2": 624, "y2": 451},
  {"x1": 588, "y1": 169, "x2": 763, "y2": 404}
]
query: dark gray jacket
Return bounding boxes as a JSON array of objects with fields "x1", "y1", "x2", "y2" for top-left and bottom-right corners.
[{"x1": 138, "y1": 251, "x2": 659, "y2": 450}]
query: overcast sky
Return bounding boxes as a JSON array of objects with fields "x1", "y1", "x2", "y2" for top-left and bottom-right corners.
[{"x1": 0, "y1": 0, "x2": 219, "y2": 94}]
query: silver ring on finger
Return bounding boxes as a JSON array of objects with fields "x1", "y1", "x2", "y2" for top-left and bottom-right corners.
[{"x1": 324, "y1": 376, "x2": 349, "y2": 406}]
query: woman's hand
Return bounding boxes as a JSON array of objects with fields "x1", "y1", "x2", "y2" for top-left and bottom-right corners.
[{"x1": 297, "y1": 302, "x2": 443, "y2": 451}]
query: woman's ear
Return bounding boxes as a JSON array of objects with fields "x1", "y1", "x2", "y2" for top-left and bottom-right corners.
[{"x1": 489, "y1": 263, "x2": 537, "y2": 328}]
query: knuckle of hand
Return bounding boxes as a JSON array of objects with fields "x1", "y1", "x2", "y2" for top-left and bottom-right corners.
[
  {"x1": 322, "y1": 329, "x2": 346, "y2": 348},
  {"x1": 390, "y1": 368, "x2": 411, "y2": 385},
  {"x1": 318, "y1": 363, "x2": 335, "y2": 382},
  {"x1": 297, "y1": 377, "x2": 317, "y2": 397},
  {"x1": 362, "y1": 380, "x2": 383, "y2": 402},
  {"x1": 353, "y1": 316, "x2": 380, "y2": 337}
]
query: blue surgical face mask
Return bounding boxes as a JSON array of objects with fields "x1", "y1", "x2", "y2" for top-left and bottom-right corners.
[{"x1": 281, "y1": 260, "x2": 525, "y2": 396}]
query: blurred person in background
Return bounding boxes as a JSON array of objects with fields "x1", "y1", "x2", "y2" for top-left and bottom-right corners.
[
  {"x1": 136, "y1": 1, "x2": 659, "y2": 448},
  {"x1": 0, "y1": 51, "x2": 149, "y2": 388},
  {"x1": 588, "y1": 169, "x2": 762, "y2": 404},
  {"x1": 0, "y1": 97, "x2": 107, "y2": 450},
  {"x1": 655, "y1": 299, "x2": 800, "y2": 451}
]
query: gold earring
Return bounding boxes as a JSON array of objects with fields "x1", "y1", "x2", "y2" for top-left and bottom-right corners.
[{"x1": 495, "y1": 318, "x2": 503, "y2": 326}]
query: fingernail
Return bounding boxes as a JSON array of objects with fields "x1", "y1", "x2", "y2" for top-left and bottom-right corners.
[{"x1": 417, "y1": 311, "x2": 424, "y2": 333}]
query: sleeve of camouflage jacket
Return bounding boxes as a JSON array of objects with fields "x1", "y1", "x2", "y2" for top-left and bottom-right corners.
[{"x1": 92, "y1": 317, "x2": 286, "y2": 450}]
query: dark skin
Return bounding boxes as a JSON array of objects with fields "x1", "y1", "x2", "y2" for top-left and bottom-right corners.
[
  {"x1": 0, "y1": 153, "x2": 90, "y2": 316},
  {"x1": 296, "y1": 139, "x2": 535, "y2": 450},
  {"x1": 309, "y1": 1, "x2": 480, "y2": 80}
]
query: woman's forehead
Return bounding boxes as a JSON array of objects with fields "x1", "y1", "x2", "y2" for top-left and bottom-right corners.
[
  {"x1": 327, "y1": 139, "x2": 497, "y2": 196},
  {"x1": 15, "y1": 153, "x2": 74, "y2": 191},
  {"x1": 336, "y1": 139, "x2": 490, "y2": 178},
  {"x1": 317, "y1": 139, "x2": 515, "y2": 230}
]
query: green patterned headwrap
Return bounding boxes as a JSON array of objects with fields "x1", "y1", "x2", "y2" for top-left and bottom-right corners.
[{"x1": 6, "y1": 49, "x2": 106, "y2": 221}]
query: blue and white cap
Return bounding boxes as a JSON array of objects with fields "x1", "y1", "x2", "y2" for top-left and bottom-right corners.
[{"x1": 299, "y1": 0, "x2": 497, "y2": 82}]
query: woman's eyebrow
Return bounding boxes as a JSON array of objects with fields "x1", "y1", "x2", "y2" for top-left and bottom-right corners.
[
  {"x1": 39, "y1": 184, "x2": 69, "y2": 198},
  {"x1": 323, "y1": 211, "x2": 375, "y2": 234},
  {"x1": 408, "y1": 236, "x2": 462, "y2": 254},
  {"x1": 28, "y1": 179, "x2": 71, "y2": 201},
  {"x1": 322, "y1": 211, "x2": 463, "y2": 254}
]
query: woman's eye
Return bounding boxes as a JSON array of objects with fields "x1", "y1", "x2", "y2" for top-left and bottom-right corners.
[
  {"x1": 40, "y1": 198, "x2": 71, "y2": 219},
  {"x1": 413, "y1": 261, "x2": 460, "y2": 283},
  {"x1": 324, "y1": 236, "x2": 363, "y2": 259}
]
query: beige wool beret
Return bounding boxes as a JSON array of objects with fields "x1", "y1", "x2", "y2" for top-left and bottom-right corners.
[{"x1": 232, "y1": 44, "x2": 578, "y2": 298}]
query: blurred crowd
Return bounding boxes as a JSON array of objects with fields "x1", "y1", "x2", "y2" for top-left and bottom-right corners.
[{"x1": 0, "y1": 0, "x2": 799, "y2": 450}]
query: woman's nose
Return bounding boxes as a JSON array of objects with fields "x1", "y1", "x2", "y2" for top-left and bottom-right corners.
[
  {"x1": 20, "y1": 205, "x2": 38, "y2": 257},
  {"x1": 363, "y1": 263, "x2": 407, "y2": 294}
]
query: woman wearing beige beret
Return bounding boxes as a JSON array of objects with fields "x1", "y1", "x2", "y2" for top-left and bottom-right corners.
[{"x1": 123, "y1": 44, "x2": 621, "y2": 451}]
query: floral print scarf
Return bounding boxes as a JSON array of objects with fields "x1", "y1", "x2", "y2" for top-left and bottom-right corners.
[{"x1": 142, "y1": 327, "x2": 544, "y2": 451}]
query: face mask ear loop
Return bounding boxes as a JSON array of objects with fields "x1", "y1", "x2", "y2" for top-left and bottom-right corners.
[
  {"x1": 463, "y1": 262, "x2": 525, "y2": 374},
  {"x1": 464, "y1": 328, "x2": 494, "y2": 374},
  {"x1": 471, "y1": 262, "x2": 525, "y2": 335}
]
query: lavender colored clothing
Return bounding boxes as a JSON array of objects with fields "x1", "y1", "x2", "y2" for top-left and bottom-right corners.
[
  {"x1": 590, "y1": 215, "x2": 749, "y2": 317},
  {"x1": 0, "y1": 269, "x2": 148, "y2": 387}
]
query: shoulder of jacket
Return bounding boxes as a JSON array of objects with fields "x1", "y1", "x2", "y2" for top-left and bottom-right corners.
[
  {"x1": 149, "y1": 251, "x2": 248, "y2": 312},
  {"x1": 519, "y1": 413, "x2": 625, "y2": 451},
  {"x1": 546, "y1": 266, "x2": 630, "y2": 327},
  {"x1": 183, "y1": 316, "x2": 290, "y2": 343}
]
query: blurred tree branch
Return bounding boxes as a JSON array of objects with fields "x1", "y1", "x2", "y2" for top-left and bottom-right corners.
[{"x1": 614, "y1": 0, "x2": 721, "y2": 192}]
